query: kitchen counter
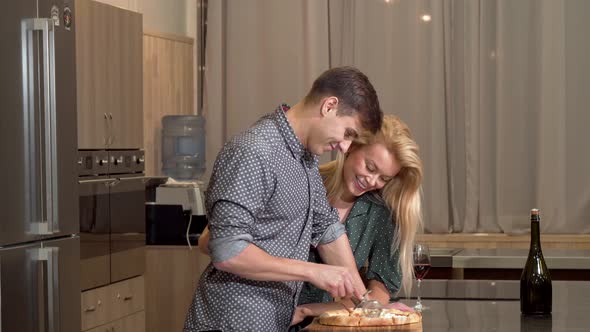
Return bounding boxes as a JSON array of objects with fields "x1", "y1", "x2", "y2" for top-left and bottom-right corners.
[
  {"x1": 452, "y1": 248, "x2": 590, "y2": 269},
  {"x1": 303, "y1": 279, "x2": 590, "y2": 331},
  {"x1": 430, "y1": 248, "x2": 590, "y2": 269},
  {"x1": 407, "y1": 279, "x2": 590, "y2": 300}
]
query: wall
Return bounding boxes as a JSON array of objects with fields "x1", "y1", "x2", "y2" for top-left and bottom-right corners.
[
  {"x1": 93, "y1": 0, "x2": 194, "y2": 37},
  {"x1": 143, "y1": 32, "x2": 195, "y2": 176}
]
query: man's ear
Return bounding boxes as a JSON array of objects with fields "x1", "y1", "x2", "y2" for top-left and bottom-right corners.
[{"x1": 320, "y1": 96, "x2": 339, "y2": 117}]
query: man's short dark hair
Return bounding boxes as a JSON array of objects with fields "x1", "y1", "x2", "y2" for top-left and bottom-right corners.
[{"x1": 304, "y1": 66, "x2": 383, "y2": 133}]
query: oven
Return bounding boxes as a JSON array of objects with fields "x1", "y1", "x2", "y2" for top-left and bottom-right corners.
[{"x1": 78, "y1": 150, "x2": 146, "y2": 291}]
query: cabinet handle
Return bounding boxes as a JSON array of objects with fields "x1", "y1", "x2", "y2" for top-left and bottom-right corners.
[
  {"x1": 84, "y1": 306, "x2": 96, "y2": 312},
  {"x1": 108, "y1": 113, "x2": 114, "y2": 146},
  {"x1": 117, "y1": 293, "x2": 134, "y2": 301},
  {"x1": 104, "y1": 113, "x2": 110, "y2": 146}
]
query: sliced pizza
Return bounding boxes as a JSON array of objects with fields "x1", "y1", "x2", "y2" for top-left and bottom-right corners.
[{"x1": 318, "y1": 307, "x2": 422, "y2": 327}]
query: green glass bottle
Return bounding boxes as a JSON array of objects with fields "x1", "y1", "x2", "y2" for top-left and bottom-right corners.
[{"x1": 520, "y1": 208, "x2": 552, "y2": 315}]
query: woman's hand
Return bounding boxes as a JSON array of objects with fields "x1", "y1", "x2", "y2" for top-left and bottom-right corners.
[
  {"x1": 198, "y1": 226, "x2": 210, "y2": 255},
  {"x1": 384, "y1": 301, "x2": 414, "y2": 312},
  {"x1": 290, "y1": 305, "x2": 312, "y2": 326}
]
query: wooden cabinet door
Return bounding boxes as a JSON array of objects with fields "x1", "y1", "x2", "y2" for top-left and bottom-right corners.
[
  {"x1": 85, "y1": 321, "x2": 114, "y2": 332},
  {"x1": 76, "y1": 0, "x2": 143, "y2": 150},
  {"x1": 110, "y1": 276, "x2": 145, "y2": 321},
  {"x1": 85, "y1": 311, "x2": 145, "y2": 332},
  {"x1": 81, "y1": 284, "x2": 111, "y2": 331},
  {"x1": 115, "y1": 311, "x2": 146, "y2": 332},
  {"x1": 76, "y1": 0, "x2": 110, "y2": 149},
  {"x1": 109, "y1": 7, "x2": 143, "y2": 149}
]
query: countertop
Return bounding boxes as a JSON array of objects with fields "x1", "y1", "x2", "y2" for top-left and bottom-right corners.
[
  {"x1": 452, "y1": 248, "x2": 590, "y2": 269},
  {"x1": 303, "y1": 279, "x2": 590, "y2": 331},
  {"x1": 430, "y1": 248, "x2": 590, "y2": 269}
]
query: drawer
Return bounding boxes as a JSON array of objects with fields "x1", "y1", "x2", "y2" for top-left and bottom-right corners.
[
  {"x1": 85, "y1": 311, "x2": 145, "y2": 332},
  {"x1": 116, "y1": 311, "x2": 146, "y2": 332},
  {"x1": 82, "y1": 276, "x2": 145, "y2": 331},
  {"x1": 110, "y1": 276, "x2": 145, "y2": 320},
  {"x1": 85, "y1": 321, "x2": 114, "y2": 332},
  {"x1": 81, "y1": 285, "x2": 111, "y2": 331}
]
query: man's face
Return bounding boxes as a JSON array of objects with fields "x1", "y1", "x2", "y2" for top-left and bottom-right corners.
[{"x1": 307, "y1": 109, "x2": 361, "y2": 156}]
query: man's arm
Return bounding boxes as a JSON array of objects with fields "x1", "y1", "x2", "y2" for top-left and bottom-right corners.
[
  {"x1": 292, "y1": 279, "x2": 411, "y2": 326},
  {"x1": 203, "y1": 220, "x2": 362, "y2": 299},
  {"x1": 316, "y1": 234, "x2": 367, "y2": 300},
  {"x1": 214, "y1": 242, "x2": 362, "y2": 299}
]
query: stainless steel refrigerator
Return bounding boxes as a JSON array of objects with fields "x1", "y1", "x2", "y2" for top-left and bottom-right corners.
[{"x1": 0, "y1": 0, "x2": 80, "y2": 331}]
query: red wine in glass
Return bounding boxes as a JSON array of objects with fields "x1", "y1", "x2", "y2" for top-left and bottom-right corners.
[
  {"x1": 414, "y1": 263, "x2": 431, "y2": 280},
  {"x1": 413, "y1": 243, "x2": 431, "y2": 311}
]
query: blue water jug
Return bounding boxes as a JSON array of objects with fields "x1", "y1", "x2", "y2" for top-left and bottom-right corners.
[{"x1": 161, "y1": 115, "x2": 206, "y2": 180}]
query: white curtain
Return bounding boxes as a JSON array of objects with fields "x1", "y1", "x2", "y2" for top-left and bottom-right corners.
[
  {"x1": 329, "y1": 0, "x2": 451, "y2": 232},
  {"x1": 203, "y1": 0, "x2": 590, "y2": 234},
  {"x1": 203, "y1": 0, "x2": 331, "y2": 182},
  {"x1": 451, "y1": 0, "x2": 590, "y2": 234}
]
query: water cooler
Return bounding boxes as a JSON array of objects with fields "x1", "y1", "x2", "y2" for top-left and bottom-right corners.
[{"x1": 146, "y1": 115, "x2": 207, "y2": 246}]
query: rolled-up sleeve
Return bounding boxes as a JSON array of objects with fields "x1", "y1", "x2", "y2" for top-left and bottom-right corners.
[
  {"x1": 205, "y1": 141, "x2": 272, "y2": 262},
  {"x1": 316, "y1": 221, "x2": 346, "y2": 246},
  {"x1": 208, "y1": 201, "x2": 255, "y2": 263}
]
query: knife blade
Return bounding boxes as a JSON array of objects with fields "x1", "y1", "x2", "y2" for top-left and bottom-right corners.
[{"x1": 351, "y1": 289, "x2": 372, "y2": 310}]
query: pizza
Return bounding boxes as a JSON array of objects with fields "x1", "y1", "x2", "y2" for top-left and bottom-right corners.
[{"x1": 318, "y1": 308, "x2": 422, "y2": 327}]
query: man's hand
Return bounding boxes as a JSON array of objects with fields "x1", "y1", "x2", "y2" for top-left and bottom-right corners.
[
  {"x1": 316, "y1": 235, "x2": 367, "y2": 299},
  {"x1": 309, "y1": 264, "x2": 366, "y2": 299}
]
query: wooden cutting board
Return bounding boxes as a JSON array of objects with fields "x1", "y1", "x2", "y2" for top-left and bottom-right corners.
[{"x1": 302, "y1": 318, "x2": 423, "y2": 331}]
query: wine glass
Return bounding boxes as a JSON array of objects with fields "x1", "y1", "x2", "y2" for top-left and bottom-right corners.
[{"x1": 413, "y1": 243, "x2": 431, "y2": 312}]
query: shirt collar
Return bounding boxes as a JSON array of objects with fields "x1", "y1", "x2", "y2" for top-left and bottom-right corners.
[
  {"x1": 273, "y1": 103, "x2": 316, "y2": 166},
  {"x1": 347, "y1": 193, "x2": 376, "y2": 219}
]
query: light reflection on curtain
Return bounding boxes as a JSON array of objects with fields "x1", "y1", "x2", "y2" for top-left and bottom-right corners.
[{"x1": 328, "y1": 0, "x2": 590, "y2": 233}]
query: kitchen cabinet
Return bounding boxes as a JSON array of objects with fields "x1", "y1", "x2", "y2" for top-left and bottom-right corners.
[
  {"x1": 86, "y1": 311, "x2": 145, "y2": 332},
  {"x1": 81, "y1": 275, "x2": 145, "y2": 332},
  {"x1": 75, "y1": 0, "x2": 143, "y2": 149},
  {"x1": 144, "y1": 246, "x2": 211, "y2": 332}
]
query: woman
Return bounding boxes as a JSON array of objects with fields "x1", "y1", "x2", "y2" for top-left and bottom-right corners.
[
  {"x1": 291, "y1": 114, "x2": 423, "y2": 328},
  {"x1": 199, "y1": 115, "x2": 423, "y2": 327}
]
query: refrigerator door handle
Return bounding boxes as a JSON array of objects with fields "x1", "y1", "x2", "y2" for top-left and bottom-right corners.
[
  {"x1": 0, "y1": 256, "x2": 2, "y2": 329},
  {"x1": 78, "y1": 178, "x2": 118, "y2": 186},
  {"x1": 21, "y1": 18, "x2": 59, "y2": 235},
  {"x1": 33, "y1": 247, "x2": 60, "y2": 332}
]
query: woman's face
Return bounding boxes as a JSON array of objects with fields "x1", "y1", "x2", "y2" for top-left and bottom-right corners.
[{"x1": 342, "y1": 143, "x2": 401, "y2": 199}]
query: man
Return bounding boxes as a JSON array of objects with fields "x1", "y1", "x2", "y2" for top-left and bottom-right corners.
[{"x1": 184, "y1": 66, "x2": 383, "y2": 331}]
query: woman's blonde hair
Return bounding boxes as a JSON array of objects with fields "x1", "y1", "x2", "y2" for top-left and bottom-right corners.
[{"x1": 320, "y1": 115, "x2": 424, "y2": 296}]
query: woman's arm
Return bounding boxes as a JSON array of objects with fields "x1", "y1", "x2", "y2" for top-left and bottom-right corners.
[
  {"x1": 197, "y1": 226, "x2": 210, "y2": 255},
  {"x1": 291, "y1": 302, "x2": 343, "y2": 326},
  {"x1": 366, "y1": 279, "x2": 390, "y2": 304}
]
